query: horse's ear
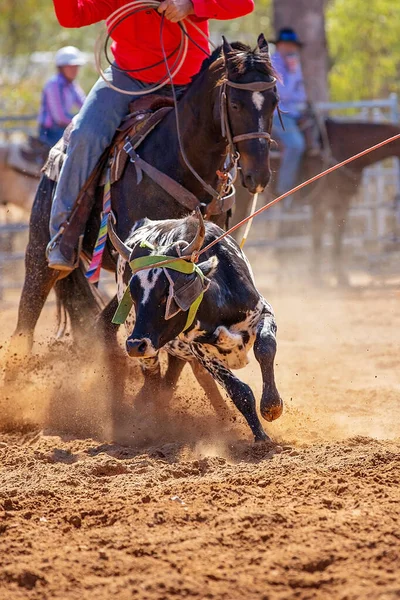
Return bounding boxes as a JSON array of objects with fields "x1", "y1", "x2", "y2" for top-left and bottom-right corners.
[
  {"x1": 222, "y1": 36, "x2": 234, "y2": 59},
  {"x1": 257, "y1": 33, "x2": 269, "y2": 53}
]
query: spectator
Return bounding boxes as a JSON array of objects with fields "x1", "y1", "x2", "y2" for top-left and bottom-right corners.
[
  {"x1": 271, "y1": 28, "x2": 307, "y2": 204},
  {"x1": 38, "y1": 46, "x2": 86, "y2": 147}
]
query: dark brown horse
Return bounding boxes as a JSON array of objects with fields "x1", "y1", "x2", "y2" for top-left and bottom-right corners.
[
  {"x1": 233, "y1": 119, "x2": 400, "y2": 284},
  {"x1": 8, "y1": 36, "x2": 279, "y2": 364}
]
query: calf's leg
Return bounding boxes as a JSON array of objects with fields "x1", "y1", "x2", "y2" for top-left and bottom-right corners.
[
  {"x1": 254, "y1": 306, "x2": 283, "y2": 422},
  {"x1": 191, "y1": 345, "x2": 269, "y2": 442},
  {"x1": 190, "y1": 360, "x2": 229, "y2": 418}
]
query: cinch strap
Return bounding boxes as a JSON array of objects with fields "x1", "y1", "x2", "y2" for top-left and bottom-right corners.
[
  {"x1": 86, "y1": 168, "x2": 111, "y2": 283},
  {"x1": 112, "y1": 254, "x2": 204, "y2": 331}
]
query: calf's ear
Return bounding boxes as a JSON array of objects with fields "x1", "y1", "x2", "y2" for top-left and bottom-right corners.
[{"x1": 198, "y1": 256, "x2": 219, "y2": 278}]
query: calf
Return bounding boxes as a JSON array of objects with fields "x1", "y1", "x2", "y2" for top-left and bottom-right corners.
[{"x1": 108, "y1": 210, "x2": 282, "y2": 442}]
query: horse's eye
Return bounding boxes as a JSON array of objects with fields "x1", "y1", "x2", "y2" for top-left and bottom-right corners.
[{"x1": 231, "y1": 102, "x2": 240, "y2": 111}]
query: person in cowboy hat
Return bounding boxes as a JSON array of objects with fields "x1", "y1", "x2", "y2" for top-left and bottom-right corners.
[
  {"x1": 38, "y1": 46, "x2": 86, "y2": 147},
  {"x1": 46, "y1": 0, "x2": 254, "y2": 272},
  {"x1": 271, "y1": 28, "x2": 307, "y2": 205}
]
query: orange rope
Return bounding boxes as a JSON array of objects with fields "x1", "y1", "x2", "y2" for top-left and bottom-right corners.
[
  {"x1": 196, "y1": 132, "x2": 400, "y2": 258},
  {"x1": 122, "y1": 132, "x2": 400, "y2": 270}
]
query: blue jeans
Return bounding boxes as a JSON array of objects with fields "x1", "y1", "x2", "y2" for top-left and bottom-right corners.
[
  {"x1": 50, "y1": 65, "x2": 184, "y2": 238},
  {"x1": 272, "y1": 112, "x2": 305, "y2": 196},
  {"x1": 39, "y1": 125, "x2": 65, "y2": 147}
]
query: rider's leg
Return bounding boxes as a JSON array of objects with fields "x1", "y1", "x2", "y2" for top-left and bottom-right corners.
[
  {"x1": 272, "y1": 112, "x2": 305, "y2": 208},
  {"x1": 47, "y1": 65, "x2": 152, "y2": 271}
]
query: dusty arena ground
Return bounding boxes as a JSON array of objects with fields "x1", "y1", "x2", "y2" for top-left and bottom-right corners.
[{"x1": 0, "y1": 263, "x2": 399, "y2": 600}]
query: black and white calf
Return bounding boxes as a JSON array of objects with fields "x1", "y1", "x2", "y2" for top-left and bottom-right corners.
[{"x1": 108, "y1": 211, "x2": 282, "y2": 442}]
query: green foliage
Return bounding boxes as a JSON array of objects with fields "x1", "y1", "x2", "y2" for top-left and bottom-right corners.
[
  {"x1": 0, "y1": 0, "x2": 101, "y2": 60},
  {"x1": 327, "y1": 0, "x2": 400, "y2": 101},
  {"x1": 0, "y1": 1, "x2": 101, "y2": 117},
  {"x1": 210, "y1": 0, "x2": 272, "y2": 44},
  {"x1": 0, "y1": 0, "x2": 272, "y2": 118}
]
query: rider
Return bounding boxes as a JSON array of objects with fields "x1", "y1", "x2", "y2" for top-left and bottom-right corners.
[
  {"x1": 38, "y1": 46, "x2": 86, "y2": 147},
  {"x1": 270, "y1": 28, "x2": 307, "y2": 205},
  {"x1": 47, "y1": 0, "x2": 255, "y2": 272}
]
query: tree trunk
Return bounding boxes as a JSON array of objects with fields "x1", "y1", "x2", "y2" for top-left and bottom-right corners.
[{"x1": 272, "y1": 0, "x2": 329, "y2": 103}]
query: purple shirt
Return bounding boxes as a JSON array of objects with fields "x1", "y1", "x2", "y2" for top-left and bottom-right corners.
[
  {"x1": 271, "y1": 51, "x2": 307, "y2": 118},
  {"x1": 38, "y1": 72, "x2": 85, "y2": 129}
]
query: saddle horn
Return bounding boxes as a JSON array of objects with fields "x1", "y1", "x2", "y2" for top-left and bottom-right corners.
[
  {"x1": 107, "y1": 214, "x2": 131, "y2": 262},
  {"x1": 183, "y1": 207, "x2": 205, "y2": 256}
]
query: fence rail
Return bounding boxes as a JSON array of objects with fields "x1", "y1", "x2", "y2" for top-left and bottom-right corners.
[{"x1": 1, "y1": 98, "x2": 400, "y2": 301}]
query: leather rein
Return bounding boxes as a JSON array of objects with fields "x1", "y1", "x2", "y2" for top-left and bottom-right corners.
[{"x1": 123, "y1": 76, "x2": 277, "y2": 218}]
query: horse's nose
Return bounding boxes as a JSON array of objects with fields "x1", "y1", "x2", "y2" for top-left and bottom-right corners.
[
  {"x1": 126, "y1": 338, "x2": 149, "y2": 357},
  {"x1": 244, "y1": 171, "x2": 270, "y2": 194}
]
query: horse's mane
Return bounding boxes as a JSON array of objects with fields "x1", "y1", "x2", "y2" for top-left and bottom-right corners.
[{"x1": 191, "y1": 41, "x2": 276, "y2": 84}]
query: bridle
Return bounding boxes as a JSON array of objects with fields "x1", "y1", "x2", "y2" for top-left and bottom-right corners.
[
  {"x1": 218, "y1": 77, "x2": 277, "y2": 184},
  {"x1": 220, "y1": 78, "x2": 277, "y2": 148},
  {"x1": 156, "y1": 17, "x2": 278, "y2": 214},
  {"x1": 171, "y1": 73, "x2": 278, "y2": 217}
]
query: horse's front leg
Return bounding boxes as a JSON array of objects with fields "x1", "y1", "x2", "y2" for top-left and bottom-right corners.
[
  {"x1": 98, "y1": 296, "x2": 129, "y2": 432},
  {"x1": 5, "y1": 240, "x2": 59, "y2": 382},
  {"x1": 191, "y1": 345, "x2": 269, "y2": 442},
  {"x1": 254, "y1": 305, "x2": 283, "y2": 422}
]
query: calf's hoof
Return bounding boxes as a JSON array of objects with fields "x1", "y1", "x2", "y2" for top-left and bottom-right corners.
[
  {"x1": 254, "y1": 430, "x2": 272, "y2": 443},
  {"x1": 261, "y1": 394, "x2": 283, "y2": 422}
]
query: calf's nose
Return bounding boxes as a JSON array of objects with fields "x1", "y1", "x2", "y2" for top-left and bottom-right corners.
[{"x1": 126, "y1": 338, "x2": 149, "y2": 357}]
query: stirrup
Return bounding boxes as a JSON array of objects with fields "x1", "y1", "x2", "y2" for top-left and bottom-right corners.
[{"x1": 45, "y1": 226, "x2": 65, "y2": 259}]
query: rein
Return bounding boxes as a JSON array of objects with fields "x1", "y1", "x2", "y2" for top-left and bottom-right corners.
[
  {"x1": 158, "y1": 20, "x2": 277, "y2": 213},
  {"x1": 96, "y1": 4, "x2": 277, "y2": 214}
]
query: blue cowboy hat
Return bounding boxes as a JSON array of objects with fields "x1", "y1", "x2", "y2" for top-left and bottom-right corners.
[{"x1": 272, "y1": 28, "x2": 303, "y2": 47}]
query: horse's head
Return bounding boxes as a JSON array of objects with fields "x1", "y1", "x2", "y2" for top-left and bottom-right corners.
[{"x1": 217, "y1": 35, "x2": 278, "y2": 194}]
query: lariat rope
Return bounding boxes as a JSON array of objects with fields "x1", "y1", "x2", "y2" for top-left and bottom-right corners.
[
  {"x1": 94, "y1": 0, "x2": 216, "y2": 96},
  {"x1": 129, "y1": 132, "x2": 400, "y2": 270}
]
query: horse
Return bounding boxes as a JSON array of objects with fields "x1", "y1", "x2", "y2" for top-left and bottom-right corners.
[
  {"x1": 0, "y1": 144, "x2": 40, "y2": 212},
  {"x1": 232, "y1": 119, "x2": 400, "y2": 285},
  {"x1": 7, "y1": 35, "x2": 279, "y2": 368}
]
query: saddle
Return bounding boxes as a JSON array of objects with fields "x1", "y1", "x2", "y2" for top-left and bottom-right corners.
[
  {"x1": 7, "y1": 136, "x2": 51, "y2": 178},
  {"x1": 43, "y1": 95, "x2": 174, "y2": 184},
  {"x1": 42, "y1": 95, "x2": 176, "y2": 263},
  {"x1": 43, "y1": 93, "x2": 234, "y2": 264}
]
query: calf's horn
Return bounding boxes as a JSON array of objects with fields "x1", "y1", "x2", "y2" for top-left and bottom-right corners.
[
  {"x1": 183, "y1": 207, "x2": 205, "y2": 256},
  {"x1": 107, "y1": 214, "x2": 131, "y2": 262}
]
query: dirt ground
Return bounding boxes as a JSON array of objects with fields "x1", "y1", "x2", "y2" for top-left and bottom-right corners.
[{"x1": 0, "y1": 265, "x2": 399, "y2": 600}]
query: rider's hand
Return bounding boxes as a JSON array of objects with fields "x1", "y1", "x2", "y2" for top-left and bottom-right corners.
[{"x1": 158, "y1": 0, "x2": 194, "y2": 23}]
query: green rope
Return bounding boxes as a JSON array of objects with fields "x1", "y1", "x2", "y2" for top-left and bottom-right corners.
[{"x1": 112, "y1": 253, "x2": 204, "y2": 332}]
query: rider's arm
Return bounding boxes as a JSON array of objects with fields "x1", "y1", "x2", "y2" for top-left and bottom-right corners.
[
  {"x1": 52, "y1": 0, "x2": 117, "y2": 27},
  {"x1": 191, "y1": 0, "x2": 254, "y2": 19}
]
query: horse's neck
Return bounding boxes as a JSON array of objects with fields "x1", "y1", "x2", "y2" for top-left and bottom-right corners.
[
  {"x1": 327, "y1": 120, "x2": 400, "y2": 169},
  {"x1": 142, "y1": 67, "x2": 226, "y2": 200}
]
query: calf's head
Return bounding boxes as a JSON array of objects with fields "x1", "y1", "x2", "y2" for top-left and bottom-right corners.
[{"x1": 108, "y1": 212, "x2": 218, "y2": 358}]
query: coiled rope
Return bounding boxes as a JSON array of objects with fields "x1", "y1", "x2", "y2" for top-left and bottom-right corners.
[{"x1": 94, "y1": 0, "x2": 216, "y2": 96}]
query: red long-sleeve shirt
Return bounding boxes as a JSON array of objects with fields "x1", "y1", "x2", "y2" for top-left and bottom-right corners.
[{"x1": 52, "y1": 0, "x2": 254, "y2": 84}]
